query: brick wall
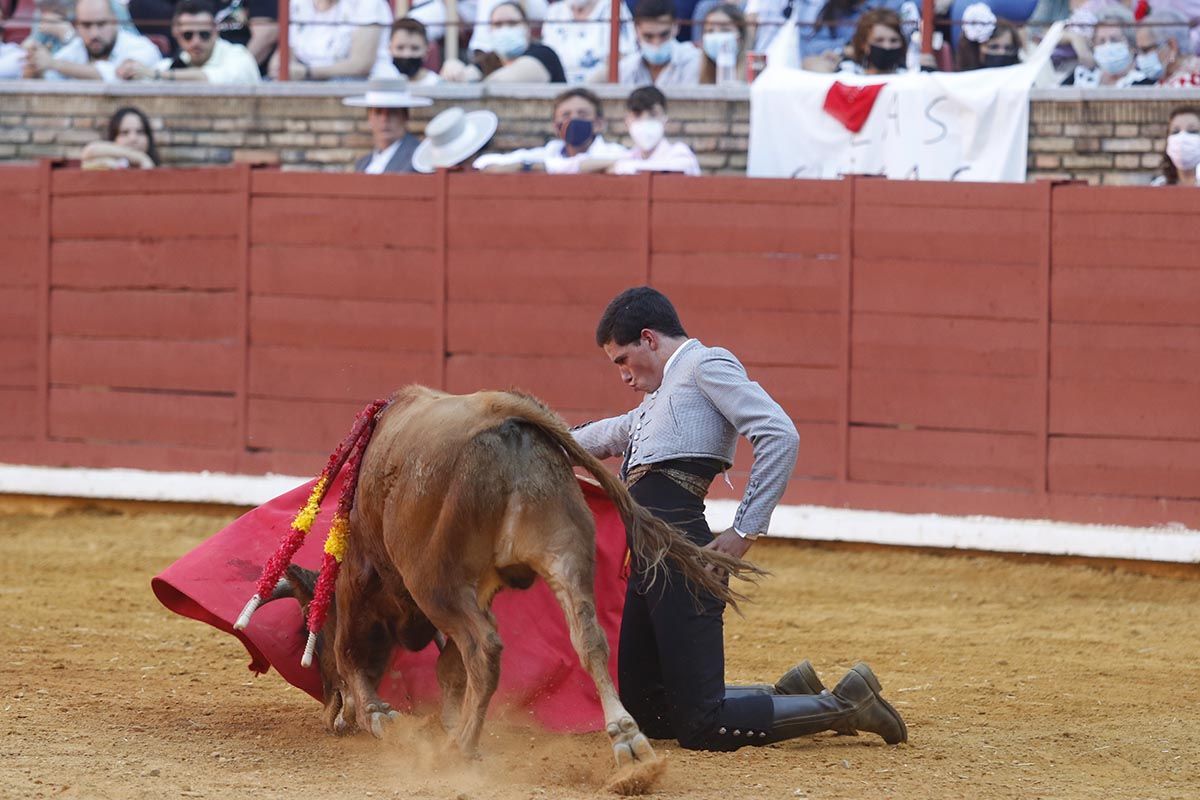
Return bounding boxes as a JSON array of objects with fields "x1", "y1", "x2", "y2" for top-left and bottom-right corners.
[{"x1": 0, "y1": 80, "x2": 1193, "y2": 183}]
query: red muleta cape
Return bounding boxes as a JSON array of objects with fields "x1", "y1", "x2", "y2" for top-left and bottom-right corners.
[{"x1": 151, "y1": 470, "x2": 628, "y2": 733}]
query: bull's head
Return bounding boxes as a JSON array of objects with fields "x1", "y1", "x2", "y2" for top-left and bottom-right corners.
[{"x1": 264, "y1": 565, "x2": 346, "y2": 732}]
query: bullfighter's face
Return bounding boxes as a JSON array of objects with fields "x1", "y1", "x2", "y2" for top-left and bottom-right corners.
[{"x1": 603, "y1": 331, "x2": 667, "y2": 394}]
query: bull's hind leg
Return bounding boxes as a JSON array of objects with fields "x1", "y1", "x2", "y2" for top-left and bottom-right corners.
[
  {"x1": 421, "y1": 590, "x2": 503, "y2": 757},
  {"x1": 435, "y1": 636, "x2": 467, "y2": 733},
  {"x1": 541, "y1": 556, "x2": 656, "y2": 768}
]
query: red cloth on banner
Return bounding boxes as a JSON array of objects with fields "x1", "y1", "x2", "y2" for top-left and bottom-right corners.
[
  {"x1": 821, "y1": 81, "x2": 887, "y2": 133},
  {"x1": 151, "y1": 471, "x2": 629, "y2": 733}
]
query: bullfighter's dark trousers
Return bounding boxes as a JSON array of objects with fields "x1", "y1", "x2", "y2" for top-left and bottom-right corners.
[{"x1": 619, "y1": 469, "x2": 783, "y2": 751}]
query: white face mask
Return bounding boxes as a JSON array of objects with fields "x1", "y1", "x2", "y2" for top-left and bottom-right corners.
[
  {"x1": 1166, "y1": 130, "x2": 1200, "y2": 171},
  {"x1": 628, "y1": 118, "x2": 665, "y2": 152},
  {"x1": 491, "y1": 25, "x2": 528, "y2": 60},
  {"x1": 1092, "y1": 40, "x2": 1132, "y2": 75},
  {"x1": 1135, "y1": 50, "x2": 1163, "y2": 81},
  {"x1": 702, "y1": 30, "x2": 738, "y2": 61}
]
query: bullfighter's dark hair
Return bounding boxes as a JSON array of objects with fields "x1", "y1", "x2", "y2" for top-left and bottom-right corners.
[{"x1": 595, "y1": 286, "x2": 687, "y2": 347}]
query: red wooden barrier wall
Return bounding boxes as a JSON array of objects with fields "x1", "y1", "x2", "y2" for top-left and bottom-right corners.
[{"x1": 2, "y1": 164, "x2": 1199, "y2": 529}]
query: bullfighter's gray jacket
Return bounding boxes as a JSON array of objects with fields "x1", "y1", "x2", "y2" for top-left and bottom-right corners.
[{"x1": 572, "y1": 339, "x2": 799, "y2": 535}]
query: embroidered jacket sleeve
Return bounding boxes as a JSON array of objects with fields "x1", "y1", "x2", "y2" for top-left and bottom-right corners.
[
  {"x1": 693, "y1": 352, "x2": 799, "y2": 535},
  {"x1": 570, "y1": 410, "x2": 636, "y2": 460}
]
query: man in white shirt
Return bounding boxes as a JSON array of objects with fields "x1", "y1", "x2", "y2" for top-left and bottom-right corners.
[
  {"x1": 116, "y1": 0, "x2": 261, "y2": 84},
  {"x1": 594, "y1": 0, "x2": 700, "y2": 87},
  {"x1": 475, "y1": 87, "x2": 630, "y2": 173},
  {"x1": 343, "y1": 78, "x2": 434, "y2": 174},
  {"x1": 22, "y1": 0, "x2": 161, "y2": 81},
  {"x1": 610, "y1": 85, "x2": 701, "y2": 176},
  {"x1": 542, "y1": 0, "x2": 636, "y2": 84}
]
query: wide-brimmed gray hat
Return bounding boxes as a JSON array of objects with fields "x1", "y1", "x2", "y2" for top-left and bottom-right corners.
[
  {"x1": 342, "y1": 78, "x2": 433, "y2": 109},
  {"x1": 411, "y1": 106, "x2": 499, "y2": 173}
]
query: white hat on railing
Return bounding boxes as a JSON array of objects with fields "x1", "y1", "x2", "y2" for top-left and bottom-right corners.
[
  {"x1": 411, "y1": 106, "x2": 499, "y2": 173},
  {"x1": 342, "y1": 78, "x2": 434, "y2": 109}
]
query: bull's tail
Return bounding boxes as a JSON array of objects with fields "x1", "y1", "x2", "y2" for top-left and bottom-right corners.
[
  {"x1": 499, "y1": 396, "x2": 767, "y2": 610},
  {"x1": 233, "y1": 397, "x2": 392, "y2": 666}
]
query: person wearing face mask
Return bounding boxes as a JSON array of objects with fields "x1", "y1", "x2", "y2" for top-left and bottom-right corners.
[
  {"x1": 698, "y1": 4, "x2": 746, "y2": 84},
  {"x1": 1152, "y1": 106, "x2": 1200, "y2": 187},
  {"x1": 371, "y1": 17, "x2": 440, "y2": 85},
  {"x1": 1062, "y1": 13, "x2": 1155, "y2": 86},
  {"x1": 609, "y1": 85, "x2": 701, "y2": 176},
  {"x1": 543, "y1": 0, "x2": 636, "y2": 84},
  {"x1": 1134, "y1": 10, "x2": 1200, "y2": 88},
  {"x1": 594, "y1": 0, "x2": 701, "y2": 86},
  {"x1": 956, "y1": 7, "x2": 1024, "y2": 70},
  {"x1": 442, "y1": 1, "x2": 566, "y2": 82},
  {"x1": 839, "y1": 8, "x2": 907, "y2": 74},
  {"x1": 802, "y1": 0, "x2": 905, "y2": 73},
  {"x1": 474, "y1": 87, "x2": 631, "y2": 173}
]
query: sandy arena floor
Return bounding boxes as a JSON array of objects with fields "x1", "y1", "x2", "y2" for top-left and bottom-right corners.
[{"x1": 1, "y1": 501, "x2": 1198, "y2": 800}]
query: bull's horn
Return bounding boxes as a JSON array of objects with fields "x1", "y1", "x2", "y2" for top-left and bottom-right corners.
[{"x1": 268, "y1": 577, "x2": 293, "y2": 601}]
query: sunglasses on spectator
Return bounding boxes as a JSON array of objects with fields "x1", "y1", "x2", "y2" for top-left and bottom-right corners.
[{"x1": 179, "y1": 30, "x2": 214, "y2": 42}]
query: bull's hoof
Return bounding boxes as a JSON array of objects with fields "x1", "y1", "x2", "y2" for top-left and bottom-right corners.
[
  {"x1": 361, "y1": 702, "x2": 399, "y2": 739},
  {"x1": 606, "y1": 716, "x2": 656, "y2": 766},
  {"x1": 330, "y1": 708, "x2": 353, "y2": 736},
  {"x1": 603, "y1": 755, "x2": 667, "y2": 796}
]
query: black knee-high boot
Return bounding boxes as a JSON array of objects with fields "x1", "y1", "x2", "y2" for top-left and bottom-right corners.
[{"x1": 764, "y1": 664, "x2": 907, "y2": 745}]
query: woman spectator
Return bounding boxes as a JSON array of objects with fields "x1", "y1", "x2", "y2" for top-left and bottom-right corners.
[
  {"x1": 843, "y1": 8, "x2": 907, "y2": 73},
  {"x1": 1134, "y1": 9, "x2": 1200, "y2": 88},
  {"x1": 270, "y1": 0, "x2": 392, "y2": 80},
  {"x1": 442, "y1": 1, "x2": 566, "y2": 83},
  {"x1": 1152, "y1": 106, "x2": 1200, "y2": 187},
  {"x1": 1062, "y1": 11, "x2": 1155, "y2": 86},
  {"x1": 80, "y1": 107, "x2": 161, "y2": 170},
  {"x1": 699, "y1": 4, "x2": 747, "y2": 84},
  {"x1": 803, "y1": 0, "x2": 904, "y2": 72},
  {"x1": 956, "y1": 6, "x2": 1024, "y2": 70}
]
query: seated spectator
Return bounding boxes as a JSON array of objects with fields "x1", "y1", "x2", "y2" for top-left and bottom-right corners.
[
  {"x1": 467, "y1": 0, "x2": 549, "y2": 56},
  {"x1": 543, "y1": 0, "x2": 636, "y2": 84},
  {"x1": 22, "y1": 0, "x2": 161, "y2": 80},
  {"x1": 442, "y1": 2, "x2": 566, "y2": 82},
  {"x1": 1153, "y1": 105, "x2": 1200, "y2": 186},
  {"x1": 802, "y1": 0, "x2": 905, "y2": 72},
  {"x1": 270, "y1": 0, "x2": 392, "y2": 80},
  {"x1": 412, "y1": 106, "x2": 499, "y2": 172},
  {"x1": 115, "y1": 0, "x2": 261, "y2": 83},
  {"x1": 215, "y1": 0, "x2": 279, "y2": 69},
  {"x1": 1135, "y1": 9, "x2": 1200, "y2": 88},
  {"x1": 80, "y1": 106, "x2": 160, "y2": 169},
  {"x1": 594, "y1": 0, "x2": 700, "y2": 86},
  {"x1": 838, "y1": 7, "x2": 907, "y2": 73},
  {"x1": 956, "y1": 5, "x2": 1023, "y2": 69},
  {"x1": 699, "y1": 3, "x2": 746, "y2": 84},
  {"x1": 343, "y1": 78, "x2": 433, "y2": 174},
  {"x1": 1062, "y1": 10, "x2": 1155, "y2": 86},
  {"x1": 370, "y1": 17, "x2": 440, "y2": 84},
  {"x1": 474, "y1": 87, "x2": 630, "y2": 172},
  {"x1": 609, "y1": 85, "x2": 701, "y2": 175}
]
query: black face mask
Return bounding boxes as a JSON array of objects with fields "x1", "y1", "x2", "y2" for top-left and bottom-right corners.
[
  {"x1": 866, "y1": 44, "x2": 904, "y2": 72},
  {"x1": 392, "y1": 56, "x2": 423, "y2": 77},
  {"x1": 981, "y1": 52, "x2": 1019, "y2": 68}
]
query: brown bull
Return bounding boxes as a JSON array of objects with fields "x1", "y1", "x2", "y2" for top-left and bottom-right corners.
[{"x1": 268, "y1": 386, "x2": 760, "y2": 774}]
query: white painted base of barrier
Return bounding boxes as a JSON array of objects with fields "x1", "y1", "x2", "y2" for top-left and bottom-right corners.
[{"x1": 1, "y1": 463, "x2": 1196, "y2": 564}]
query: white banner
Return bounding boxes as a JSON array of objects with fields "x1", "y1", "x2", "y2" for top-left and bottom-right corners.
[{"x1": 748, "y1": 22, "x2": 1063, "y2": 182}]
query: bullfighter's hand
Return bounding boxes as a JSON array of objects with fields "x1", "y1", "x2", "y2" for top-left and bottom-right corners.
[{"x1": 704, "y1": 527, "x2": 753, "y2": 568}]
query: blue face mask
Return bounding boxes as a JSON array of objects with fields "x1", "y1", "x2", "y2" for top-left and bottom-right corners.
[
  {"x1": 1093, "y1": 40, "x2": 1132, "y2": 75},
  {"x1": 562, "y1": 118, "x2": 595, "y2": 148},
  {"x1": 640, "y1": 39, "x2": 673, "y2": 66},
  {"x1": 1135, "y1": 50, "x2": 1164, "y2": 80}
]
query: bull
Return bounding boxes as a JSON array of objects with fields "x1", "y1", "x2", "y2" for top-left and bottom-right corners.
[{"x1": 257, "y1": 386, "x2": 761, "y2": 781}]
